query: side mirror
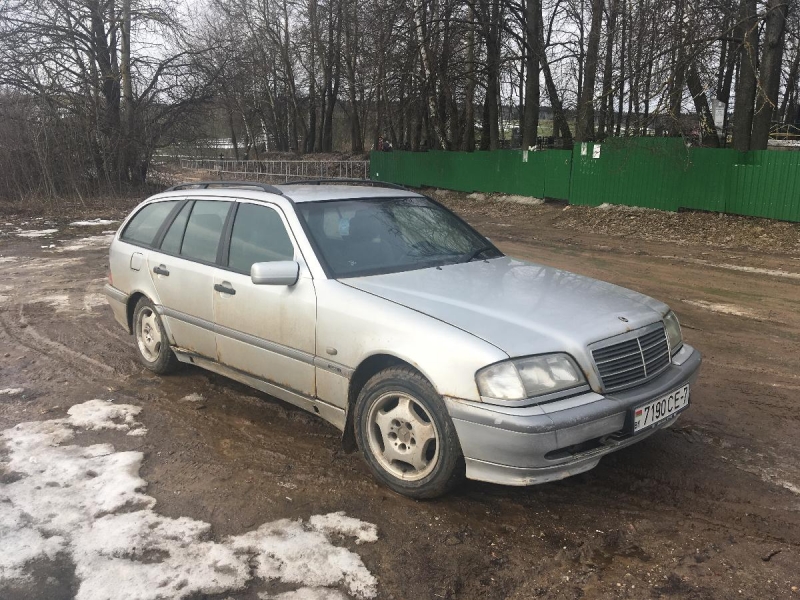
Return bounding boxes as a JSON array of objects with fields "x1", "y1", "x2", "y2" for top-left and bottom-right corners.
[{"x1": 251, "y1": 261, "x2": 300, "y2": 286}]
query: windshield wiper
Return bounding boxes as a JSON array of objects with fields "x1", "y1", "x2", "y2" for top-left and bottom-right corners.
[{"x1": 463, "y1": 246, "x2": 496, "y2": 262}]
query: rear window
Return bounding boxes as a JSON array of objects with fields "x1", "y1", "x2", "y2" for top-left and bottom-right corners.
[{"x1": 121, "y1": 201, "x2": 179, "y2": 246}]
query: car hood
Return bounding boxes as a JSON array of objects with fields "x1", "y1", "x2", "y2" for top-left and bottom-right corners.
[{"x1": 343, "y1": 256, "x2": 669, "y2": 358}]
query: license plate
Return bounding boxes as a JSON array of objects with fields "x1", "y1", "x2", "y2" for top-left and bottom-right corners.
[{"x1": 632, "y1": 384, "x2": 689, "y2": 433}]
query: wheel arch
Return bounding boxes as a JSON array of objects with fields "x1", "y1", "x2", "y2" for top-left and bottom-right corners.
[
  {"x1": 126, "y1": 291, "x2": 171, "y2": 343},
  {"x1": 126, "y1": 291, "x2": 148, "y2": 334},
  {"x1": 341, "y1": 354, "x2": 431, "y2": 452}
]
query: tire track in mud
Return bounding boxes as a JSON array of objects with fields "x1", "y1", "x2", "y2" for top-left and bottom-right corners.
[{"x1": 0, "y1": 305, "x2": 115, "y2": 377}]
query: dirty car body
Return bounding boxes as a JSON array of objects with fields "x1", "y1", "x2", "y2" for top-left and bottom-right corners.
[{"x1": 105, "y1": 181, "x2": 701, "y2": 497}]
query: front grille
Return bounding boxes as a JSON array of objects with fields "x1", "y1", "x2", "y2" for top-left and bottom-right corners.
[{"x1": 592, "y1": 325, "x2": 670, "y2": 390}]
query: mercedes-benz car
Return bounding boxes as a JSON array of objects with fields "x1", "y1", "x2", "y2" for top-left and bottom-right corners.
[{"x1": 104, "y1": 180, "x2": 702, "y2": 498}]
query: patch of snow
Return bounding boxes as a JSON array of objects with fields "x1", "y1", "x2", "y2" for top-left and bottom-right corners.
[
  {"x1": 57, "y1": 234, "x2": 115, "y2": 252},
  {"x1": 466, "y1": 192, "x2": 486, "y2": 201},
  {"x1": 0, "y1": 501, "x2": 65, "y2": 581},
  {"x1": 82, "y1": 293, "x2": 107, "y2": 311},
  {"x1": 660, "y1": 256, "x2": 800, "y2": 280},
  {"x1": 180, "y1": 393, "x2": 205, "y2": 403},
  {"x1": 308, "y1": 512, "x2": 379, "y2": 545},
  {"x1": 16, "y1": 229, "x2": 58, "y2": 238},
  {"x1": 228, "y1": 519, "x2": 377, "y2": 598},
  {"x1": 0, "y1": 256, "x2": 17, "y2": 263},
  {"x1": 597, "y1": 203, "x2": 651, "y2": 212},
  {"x1": 69, "y1": 219, "x2": 118, "y2": 227},
  {"x1": 2, "y1": 257, "x2": 82, "y2": 273},
  {"x1": 682, "y1": 299, "x2": 758, "y2": 318},
  {"x1": 777, "y1": 479, "x2": 800, "y2": 495},
  {"x1": 66, "y1": 399, "x2": 144, "y2": 434},
  {"x1": 261, "y1": 588, "x2": 349, "y2": 600},
  {"x1": 498, "y1": 195, "x2": 544, "y2": 206},
  {"x1": 0, "y1": 400, "x2": 378, "y2": 599},
  {"x1": 0, "y1": 388, "x2": 24, "y2": 396},
  {"x1": 38, "y1": 294, "x2": 71, "y2": 312}
]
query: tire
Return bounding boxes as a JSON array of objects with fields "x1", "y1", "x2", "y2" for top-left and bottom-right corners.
[
  {"x1": 132, "y1": 297, "x2": 179, "y2": 374},
  {"x1": 354, "y1": 366, "x2": 465, "y2": 499}
]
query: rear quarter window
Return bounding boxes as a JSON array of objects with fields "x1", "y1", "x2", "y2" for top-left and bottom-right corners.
[{"x1": 121, "y1": 201, "x2": 179, "y2": 246}]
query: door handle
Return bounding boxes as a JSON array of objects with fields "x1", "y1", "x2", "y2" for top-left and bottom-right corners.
[
  {"x1": 214, "y1": 283, "x2": 236, "y2": 295},
  {"x1": 153, "y1": 264, "x2": 170, "y2": 276}
]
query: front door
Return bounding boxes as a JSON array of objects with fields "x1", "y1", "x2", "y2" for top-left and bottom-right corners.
[
  {"x1": 148, "y1": 199, "x2": 233, "y2": 358},
  {"x1": 212, "y1": 201, "x2": 317, "y2": 397}
]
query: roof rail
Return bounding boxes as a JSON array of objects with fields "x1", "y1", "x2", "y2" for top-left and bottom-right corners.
[
  {"x1": 164, "y1": 181, "x2": 286, "y2": 196},
  {"x1": 281, "y1": 178, "x2": 410, "y2": 191}
]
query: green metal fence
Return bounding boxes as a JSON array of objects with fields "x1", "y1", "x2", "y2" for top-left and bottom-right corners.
[
  {"x1": 370, "y1": 139, "x2": 800, "y2": 222},
  {"x1": 370, "y1": 149, "x2": 573, "y2": 200}
]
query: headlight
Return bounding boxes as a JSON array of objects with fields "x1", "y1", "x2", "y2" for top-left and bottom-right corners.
[
  {"x1": 664, "y1": 310, "x2": 683, "y2": 355},
  {"x1": 476, "y1": 353, "x2": 586, "y2": 401}
]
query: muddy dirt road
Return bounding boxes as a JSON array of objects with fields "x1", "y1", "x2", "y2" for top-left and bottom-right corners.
[{"x1": 1, "y1": 201, "x2": 799, "y2": 600}]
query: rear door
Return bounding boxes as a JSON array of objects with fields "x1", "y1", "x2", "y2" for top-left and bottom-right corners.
[
  {"x1": 147, "y1": 199, "x2": 233, "y2": 358},
  {"x1": 212, "y1": 200, "x2": 317, "y2": 396},
  {"x1": 112, "y1": 199, "x2": 182, "y2": 296}
]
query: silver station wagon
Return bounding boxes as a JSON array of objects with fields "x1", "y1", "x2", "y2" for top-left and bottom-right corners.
[{"x1": 105, "y1": 180, "x2": 702, "y2": 498}]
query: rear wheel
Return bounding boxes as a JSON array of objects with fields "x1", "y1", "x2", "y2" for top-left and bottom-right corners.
[
  {"x1": 354, "y1": 366, "x2": 464, "y2": 499},
  {"x1": 133, "y1": 297, "x2": 179, "y2": 374}
]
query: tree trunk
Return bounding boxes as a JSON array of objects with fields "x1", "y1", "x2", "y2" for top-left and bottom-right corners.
[
  {"x1": 751, "y1": 0, "x2": 789, "y2": 149},
  {"x1": 413, "y1": 0, "x2": 449, "y2": 148},
  {"x1": 732, "y1": 0, "x2": 758, "y2": 151},
  {"x1": 521, "y1": 0, "x2": 540, "y2": 148},
  {"x1": 227, "y1": 106, "x2": 240, "y2": 160},
  {"x1": 780, "y1": 44, "x2": 800, "y2": 122},
  {"x1": 664, "y1": 0, "x2": 685, "y2": 136},
  {"x1": 536, "y1": 1, "x2": 572, "y2": 141},
  {"x1": 575, "y1": 0, "x2": 603, "y2": 141},
  {"x1": 487, "y1": 0, "x2": 501, "y2": 149},
  {"x1": 120, "y1": 0, "x2": 136, "y2": 181},
  {"x1": 596, "y1": 0, "x2": 617, "y2": 140},
  {"x1": 686, "y1": 63, "x2": 720, "y2": 147},
  {"x1": 343, "y1": 1, "x2": 363, "y2": 153},
  {"x1": 305, "y1": 0, "x2": 318, "y2": 153},
  {"x1": 615, "y1": 0, "x2": 626, "y2": 136},
  {"x1": 462, "y1": 3, "x2": 477, "y2": 151}
]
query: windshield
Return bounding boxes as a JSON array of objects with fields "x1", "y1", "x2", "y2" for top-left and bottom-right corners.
[{"x1": 297, "y1": 196, "x2": 503, "y2": 278}]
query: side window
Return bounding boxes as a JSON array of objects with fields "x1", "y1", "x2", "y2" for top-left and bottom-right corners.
[
  {"x1": 160, "y1": 201, "x2": 192, "y2": 255},
  {"x1": 228, "y1": 203, "x2": 295, "y2": 274},
  {"x1": 121, "y1": 201, "x2": 179, "y2": 246},
  {"x1": 179, "y1": 201, "x2": 231, "y2": 263}
]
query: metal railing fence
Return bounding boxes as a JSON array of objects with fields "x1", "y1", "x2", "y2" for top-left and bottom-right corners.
[{"x1": 179, "y1": 158, "x2": 370, "y2": 182}]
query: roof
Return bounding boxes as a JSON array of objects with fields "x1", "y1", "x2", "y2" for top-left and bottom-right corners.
[
  {"x1": 159, "y1": 180, "x2": 422, "y2": 204},
  {"x1": 277, "y1": 184, "x2": 421, "y2": 203}
]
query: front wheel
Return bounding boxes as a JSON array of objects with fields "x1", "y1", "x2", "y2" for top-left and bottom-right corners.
[
  {"x1": 354, "y1": 367, "x2": 464, "y2": 499},
  {"x1": 133, "y1": 297, "x2": 179, "y2": 374}
]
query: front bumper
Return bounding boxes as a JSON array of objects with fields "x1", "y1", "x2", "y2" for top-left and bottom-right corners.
[{"x1": 445, "y1": 344, "x2": 702, "y2": 486}]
